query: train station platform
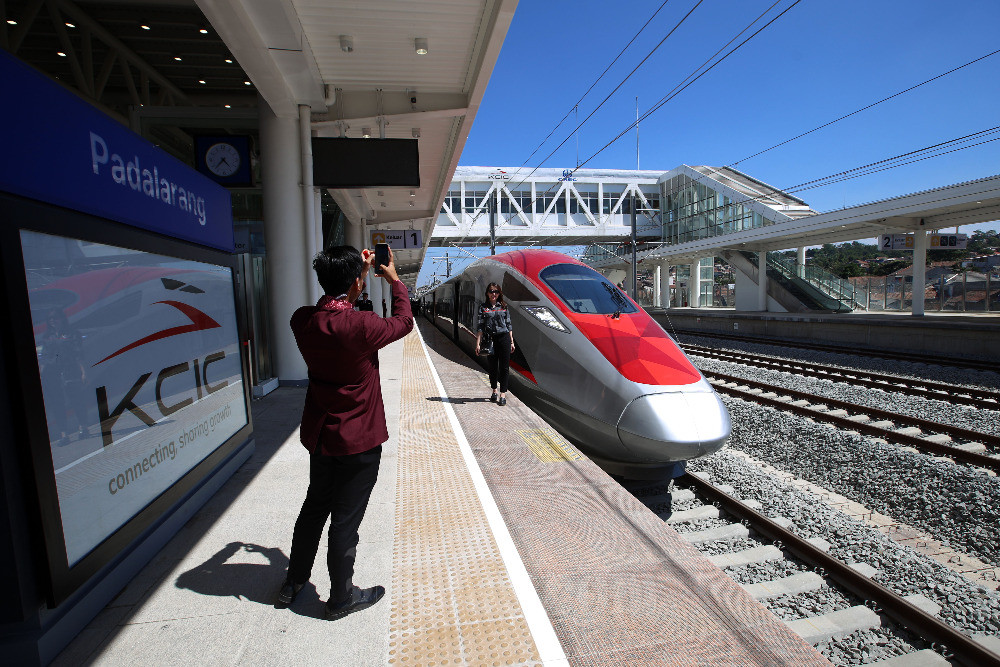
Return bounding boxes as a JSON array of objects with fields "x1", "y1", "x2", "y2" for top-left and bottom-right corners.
[
  {"x1": 52, "y1": 319, "x2": 829, "y2": 666},
  {"x1": 651, "y1": 307, "x2": 1000, "y2": 364}
]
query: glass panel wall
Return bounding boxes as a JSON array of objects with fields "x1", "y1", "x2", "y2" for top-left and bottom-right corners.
[{"x1": 659, "y1": 174, "x2": 783, "y2": 245}]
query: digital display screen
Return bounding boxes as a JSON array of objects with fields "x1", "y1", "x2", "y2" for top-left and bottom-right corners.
[
  {"x1": 20, "y1": 230, "x2": 248, "y2": 566},
  {"x1": 312, "y1": 138, "x2": 420, "y2": 188}
]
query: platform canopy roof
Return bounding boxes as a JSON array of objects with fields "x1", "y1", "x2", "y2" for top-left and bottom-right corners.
[{"x1": 4, "y1": 0, "x2": 517, "y2": 288}]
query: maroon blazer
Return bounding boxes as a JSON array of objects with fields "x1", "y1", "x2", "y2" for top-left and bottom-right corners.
[{"x1": 290, "y1": 280, "x2": 413, "y2": 456}]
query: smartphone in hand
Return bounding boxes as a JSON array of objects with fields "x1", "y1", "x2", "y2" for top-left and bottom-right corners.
[{"x1": 373, "y1": 243, "x2": 390, "y2": 276}]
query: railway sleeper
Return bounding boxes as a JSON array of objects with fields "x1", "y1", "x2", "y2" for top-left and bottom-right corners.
[
  {"x1": 681, "y1": 523, "x2": 748, "y2": 544},
  {"x1": 709, "y1": 545, "x2": 783, "y2": 568},
  {"x1": 786, "y1": 605, "x2": 881, "y2": 644},
  {"x1": 742, "y1": 572, "x2": 827, "y2": 600},
  {"x1": 860, "y1": 649, "x2": 950, "y2": 667}
]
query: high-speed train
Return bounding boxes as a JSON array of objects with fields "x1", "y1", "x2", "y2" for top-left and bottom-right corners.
[{"x1": 420, "y1": 249, "x2": 731, "y2": 476}]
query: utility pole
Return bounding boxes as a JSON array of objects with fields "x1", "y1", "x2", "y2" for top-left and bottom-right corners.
[
  {"x1": 489, "y1": 195, "x2": 496, "y2": 256},
  {"x1": 630, "y1": 188, "x2": 637, "y2": 299}
]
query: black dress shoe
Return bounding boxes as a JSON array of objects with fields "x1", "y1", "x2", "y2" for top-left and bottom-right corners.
[
  {"x1": 277, "y1": 579, "x2": 305, "y2": 605},
  {"x1": 498, "y1": 396, "x2": 507, "y2": 406},
  {"x1": 490, "y1": 392, "x2": 498, "y2": 402},
  {"x1": 324, "y1": 585, "x2": 385, "y2": 621}
]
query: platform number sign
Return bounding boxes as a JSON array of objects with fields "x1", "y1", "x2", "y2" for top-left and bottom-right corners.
[
  {"x1": 879, "y1": 234, "x2": 913, "y2": 250},
  {"x1": 370, "y1": 229, "x2": 423, "y2": 249},
  {"x1": 930, "y1": 233, "x2": 967, "y2": 249}
]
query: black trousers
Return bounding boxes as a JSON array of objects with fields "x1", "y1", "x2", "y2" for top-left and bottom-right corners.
[
  {"x1": 287, "y1": 445, "x2": 382, "y2": 604},
  {"x1": 487, "y1": 332, "x2": 511, "y2": 393}
]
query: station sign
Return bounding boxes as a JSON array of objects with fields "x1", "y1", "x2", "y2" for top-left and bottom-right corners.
[
  {"x1": 878, "y1": 233, "x2": 968, "y2": 251},
  {"x1": 879, "y1": 234, "x2": 913, "y2": 250},
  {"x1": 370, "y1": 229, "x2": 423, "y2": 249},
  {"x1": 930, "y1": 233, "x2": 967, "y2": 249}
]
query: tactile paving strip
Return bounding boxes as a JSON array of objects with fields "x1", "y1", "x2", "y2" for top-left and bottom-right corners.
[{"x1": 387, "y1": 332, "x2": 542, "y2": 666}]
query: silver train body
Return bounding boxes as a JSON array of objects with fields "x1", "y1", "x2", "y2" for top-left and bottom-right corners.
[{"x1": 420, "y1": 249, "x2": 731, "y2": 476}]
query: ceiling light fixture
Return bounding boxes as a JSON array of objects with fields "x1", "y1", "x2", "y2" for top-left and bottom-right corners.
[
  {"x1": 409, "y1": 190, "x2": 416, "y2": 197},
  {"x1": 409, "y1": 202, "x2": 414, "y2": 207},
  {"x1": 362, "y1": 127, "x2": 372, "y2": 138},
  {"x1": 198, "y1": 79, "x2": 206, "y2": 84},
  {"x1": 225, "y1": 58, "x2": 233, "y2": 64},
  {"x1": 224, "y1": 104, "x2": 231, "y2": 109},
  {"x1": 140, "y1": 24, "x2": 150, "y2": 30},
  {"x1": 243, "y1": 80, "x2": 251, "y2": 86},
  {"x1": 57, "y1": 51, "x2": 67, "y2": 57},
  {"x1": 411, "y1": 127, "x2": 420, "y2": 138},
  {"x1": 65, "y1": 22, "x2": 75, "y2": 28},
  {"x1": 414, "y1": 37, "x2": 428, "y2": 55},
  {"x1": 339, "y1": 35, "x2": 354, "y2": 53},
  {"x1": 174, "y1": 54, "x2": 182, "y2": 61},
  {"x1": 199, "y1": 27, "x2": 209, "y2": 35},
  {"x1": 7, "y1": 20, "x2": 17, "y2": 26}
]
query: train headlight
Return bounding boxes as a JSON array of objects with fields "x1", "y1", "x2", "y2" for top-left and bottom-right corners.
[{"x1": 523, "y1": 306, "x2": 569, "y2": 333}]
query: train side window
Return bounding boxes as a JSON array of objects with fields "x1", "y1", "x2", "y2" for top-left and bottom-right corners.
[
  {"x1": 459, "y1": 280, "x2": 477, "y2": 329},
  {"x1": 501, "y1": 272, "x2": 538, "y2": 302},
  {"x1": 539, "y1": 263, "x2": 637, "y2": 315}
]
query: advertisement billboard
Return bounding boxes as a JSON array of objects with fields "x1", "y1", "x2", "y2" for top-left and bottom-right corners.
[{"x1": 20, "y1": 230, "x2": 248, "y2": 566}]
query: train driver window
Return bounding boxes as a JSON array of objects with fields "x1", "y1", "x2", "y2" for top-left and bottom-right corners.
[
  {"x1": 539, "y1": 263, "x2": 637, "y2": 315},
  {"x1": 501, "y1": 272, "x2": 538, "y2": 302}
]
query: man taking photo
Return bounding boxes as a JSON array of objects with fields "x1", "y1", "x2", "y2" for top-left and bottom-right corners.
[{"x1": 278, "y1": 245, "x2": 412, "y2": 620}]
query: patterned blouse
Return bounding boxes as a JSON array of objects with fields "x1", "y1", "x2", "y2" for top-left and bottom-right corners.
[{"x1": 477, "y1": 301, "x2": 512, "y2": 337}]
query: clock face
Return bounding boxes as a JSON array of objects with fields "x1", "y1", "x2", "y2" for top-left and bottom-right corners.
[{"x1": 205, "y1": 142, "x2": 241, "y2": 177}]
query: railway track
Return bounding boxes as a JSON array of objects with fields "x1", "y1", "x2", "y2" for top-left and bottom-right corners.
[
  {"x1": 674, "y1": 330, "x2": 998, "y2": 374},
  {"x1": 627, "y1": 471, "x2": 1000, "y2": 667},
  {"x1": 684, "y1": 343, "x2": 1000, "y2": 408},
  {"x1": 704, "y1": 371, "x2": 1000, "y2": 474}
]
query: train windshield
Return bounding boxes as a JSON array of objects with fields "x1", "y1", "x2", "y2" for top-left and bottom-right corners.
[{"x1": 539, "y1": 264, "x2": 637, "y2": 315}]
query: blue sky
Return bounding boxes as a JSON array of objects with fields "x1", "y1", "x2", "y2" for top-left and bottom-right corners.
[{"x1": 419, "y1": 0, "x2": 1000, "y2": 287}]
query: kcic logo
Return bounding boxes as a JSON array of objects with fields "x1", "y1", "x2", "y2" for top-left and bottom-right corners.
[{"x1": 94, "y1": 280, "x2": 229, "y2": 448}]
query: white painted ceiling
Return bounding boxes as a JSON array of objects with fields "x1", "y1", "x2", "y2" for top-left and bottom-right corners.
[{"x1": 198, "y1": 0, "x2": 518, "y2": 285}]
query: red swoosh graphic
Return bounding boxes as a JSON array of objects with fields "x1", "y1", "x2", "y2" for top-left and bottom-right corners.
[{"x1": 94, "y1": 300, "x2": 222, "y2": 366}]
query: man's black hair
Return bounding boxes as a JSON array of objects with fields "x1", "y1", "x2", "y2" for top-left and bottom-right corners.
[{"x1": 313, "y1": 245, "x2": 363, "y2": 296}]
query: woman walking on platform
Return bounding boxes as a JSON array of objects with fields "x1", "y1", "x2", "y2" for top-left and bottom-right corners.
[{"x1": 475, "y1": 282, "x2": 515, "y2": 406}]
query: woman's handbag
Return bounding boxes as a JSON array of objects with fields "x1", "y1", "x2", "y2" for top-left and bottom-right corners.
[{"x1": 479, "y1": 336, "x2": 494, "y2": 355}]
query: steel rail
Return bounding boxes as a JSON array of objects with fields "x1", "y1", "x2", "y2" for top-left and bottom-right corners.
[
  {"x1": 674, "y1": 329, "x2": 998, "y2": 373},
  {"x1": 681, "y1": 473, "x2": 1000, "y2": 667},
  {"x1": 685, "y1": 343, "x2": 1000, "y2": 407},
  {"x1": 706, "y1": 372, "x2": 1000, "y2": 473}
]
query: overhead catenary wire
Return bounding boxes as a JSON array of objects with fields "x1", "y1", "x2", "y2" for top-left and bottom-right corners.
[
  {"x1": 503, "y1": 0, "x2": 675, "y2": 183},
  {"x1": 483, "y1": 0, "x2": 797, "y2": 253},
  {"x1": 489, "y1": 0, "x2": 793, "y2": 243},
  {"x1": 728, "y1": 48, "x2": 1000, "y2": 167},
  {"x1": 501, "y1": 4, "x2": 997, "y2": 256},
  {"x1": 431, "y1": 4, "x2": 994, "y2": 282},
  {"x1": 454, "y1": 0, "x2": 706, "y2": 248},
  {"x1": 502, "y1": 0, "x2": 707, "y2": 196},
  {"x1": 578, "y1": 0, "x2": 803, "y2": 170}
]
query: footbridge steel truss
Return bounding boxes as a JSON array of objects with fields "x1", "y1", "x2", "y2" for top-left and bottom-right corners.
[{"x1": 430, "y1": 166, "x2": 665, "y2": 247}]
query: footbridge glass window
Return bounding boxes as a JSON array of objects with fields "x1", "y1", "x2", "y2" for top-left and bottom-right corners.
[
  {"x1": 602, "y1": 191, "x2": 621, "y2": 215},
  {"x1": 540, "y1": 264, "x2": 637, "y2": 315},
  {"x1": 442, "y1": 189, "x2": 460, "y2": 214},
  {"x1": 464, "y1": 189, "x2": 488, "y2": 214},
  {"x1": 576, "y1": 191, "x2": 598, "y2": 214}
]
